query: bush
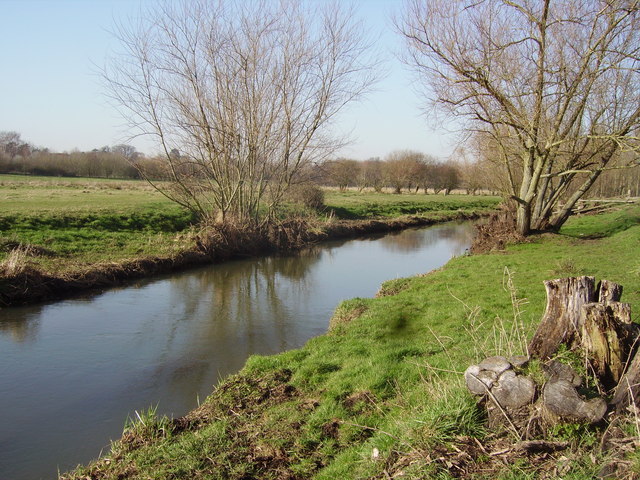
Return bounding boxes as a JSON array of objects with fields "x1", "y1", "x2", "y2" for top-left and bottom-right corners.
[{"x1": 287, "y1": 184, "x2": 325, "y2": 211}]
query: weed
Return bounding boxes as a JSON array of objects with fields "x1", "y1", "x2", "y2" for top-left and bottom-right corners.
[
  {"x1": 461, "y1": 267, "x2": 532, "y2": 361},
  {"x1": 551, "y1": 258, "x2": 582, "y2": 276},
  {"x1": 548, "y1": 422, "x2": 599, "y2": 448},
  {"x1": 0, "y1": 245, "x2": 30, "y2": 276},
  {"x1": 328, "y1": 298, "x2": 370, "y2": 331},
  {"x1": 521, "y1": 358, "x2": 546, "y2": 386},
  {"x1": 114, "y1": 406, "x2": 173, "y2": 456}
]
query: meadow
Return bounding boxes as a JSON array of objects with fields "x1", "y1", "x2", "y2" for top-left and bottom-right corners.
[
  {"x1": 61, "y1": 203, "x2": 640, "y2": 479},
  {"x1": 0, "y1": 175, "x2": 500, "y2": 274}
]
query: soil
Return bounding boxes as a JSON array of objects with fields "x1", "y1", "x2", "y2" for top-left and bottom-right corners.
[{"x1": 470, "y1": 206, "x2": 526, "y2": 254}]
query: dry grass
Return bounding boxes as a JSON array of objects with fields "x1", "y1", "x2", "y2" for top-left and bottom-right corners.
[{"x1": 0, "y1": 245, "x2": 31, "y2": 276}]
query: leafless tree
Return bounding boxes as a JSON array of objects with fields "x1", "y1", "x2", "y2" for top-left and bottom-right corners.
[
  {"x1": 324, "y1": 158, "x2": 361, "y2": 191},
  {"x1": 357, "y1": 158, "x2": 385, "y2": 192},
  {"x1": 0, "y1": 131, "x2": 31, "y2": 160},
  {"x1": 104, "y1": 0, "x2": 378, "y2": 226},
  {"x1": 384, "y1": 150, "x2": 429, "y2": 193},
  {"x1": 111, "y1": 144, "x2": 138, "y2": 162},
  {"x1": 428, "y1": 161, "x2": 460, "y2": 195},
  {"x1": 399, "y1": 0, "x2": 640, "y2": 234}
]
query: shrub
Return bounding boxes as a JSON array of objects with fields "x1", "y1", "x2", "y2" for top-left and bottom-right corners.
[{"x1": 287, "y1": 184, "x2": 325, "y2": 211}]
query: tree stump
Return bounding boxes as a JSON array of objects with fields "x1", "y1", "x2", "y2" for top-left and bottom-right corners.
[
  {"x1": 467, "y1": 277, "x2": 640, "y2": 432},
  {"x1": 580, "y1": 302, "x2": 632, "y2": 389},
  {"x1": 528, "y1": 276, "x2": 596, "y2": 359},
  {"x1": 527, "y1": 277, "x2": 640, "y2": 410}
]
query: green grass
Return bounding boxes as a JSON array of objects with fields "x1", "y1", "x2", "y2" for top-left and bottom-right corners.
[
  {"x1": 62, "y1": 204, "x2": 640, "y2": 479},
  {"x1": 324, "y1": 190, "x2": 500, "y2": 219},
  {"x1": 0, "y1": 174, "x2": 173, "y2": 214},
  {"x1": 0, "y1": 180, "x2": 197, "y2": 271},
  {"x1": 0, "y1": 176, "x2": 194, "y2": 267},
  {"x1": 0, "y1": 177, "x2": 499, "y2": 272}
]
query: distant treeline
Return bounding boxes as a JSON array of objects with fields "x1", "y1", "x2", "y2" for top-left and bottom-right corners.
[
  {"x1": 0, "y1": 131, "x2": 151, "y2": 179},
  {"x1": 1, "y1": 131, "x2": 636, "y2": 198},
  {"x1": 316, "y1": 154, "x2": 469, "y2": 194}
]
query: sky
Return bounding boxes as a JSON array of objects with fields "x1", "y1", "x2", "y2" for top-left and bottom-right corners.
[{"x1": 0, "y1": 0, "x2": 457, "y2": 160}]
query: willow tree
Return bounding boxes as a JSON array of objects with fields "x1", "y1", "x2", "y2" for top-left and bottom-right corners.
[
  {"x1": 105, "y1": 0, "x2": 377, "y2": 225},
  {"x1": 399, "y1": 0, "x2": 640, "y2": 235}
]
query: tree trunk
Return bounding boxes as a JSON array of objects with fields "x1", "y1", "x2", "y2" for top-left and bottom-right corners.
[
  {"x1": 548, "y1": 160, "x2": 607, "y2": 231},
  {"x1": 516, "y1": 202, "x2": 532, "y2": 236},
  {"x1": 528, "y1": 277, "x2": 597, "y2": 359}
]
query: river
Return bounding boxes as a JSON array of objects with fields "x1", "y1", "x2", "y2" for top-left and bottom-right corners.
[{"x1": 0, "y1": 222, "x2": 473, "y2": 479}]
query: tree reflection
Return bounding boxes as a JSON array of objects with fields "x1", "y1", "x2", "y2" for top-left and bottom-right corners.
[
  {"x1": 132, "y1": 245, "x2": 326, "y2": 402},
  {"x1": 0, "y1": 307, "x2": 42, "y2": 343},
  {"x1": 378, "y1": 223, "x2": 474, "y2": 254}
]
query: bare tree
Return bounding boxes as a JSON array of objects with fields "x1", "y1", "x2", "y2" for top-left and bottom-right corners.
[
  {"x1": 111, "y1": 144, "x2": 138, "y2": 162},
  {"x1": 428, "y1": 161, "x2": 460, "y2": 195},
  {"x1": 0, "y1": 131, "x2": 31, "y2": 160},
  {"x1": 104, "y1": 0, "x2": 378, "y2": 226},
  {"x1": 399, "y1": 0, "x2": 640, "y2": 234},
  {"x1": 323, "y1": 158, "x2": 361, "y2": 191},
  {"x1": 384, "y1": 150, "x2": 428, "y2": 193},
  {"x1": 357, "y1": 157, "x2": 385, "y2": 192}
]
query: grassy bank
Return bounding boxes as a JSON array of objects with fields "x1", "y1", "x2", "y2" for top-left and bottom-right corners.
[
  {"x1": 324, "y1": 190, "x2": 499, "y2": 219},
  {"x1": 61, "y1": 205, "x2": 640, "y2": 479},
  {"x1": 0, "y1": 176, "x2": 499, "y2": 305}
]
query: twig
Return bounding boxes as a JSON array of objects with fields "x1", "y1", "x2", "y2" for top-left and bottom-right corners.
[
  {"x1": 427, "y1": 325, "x2": 454, "y2": 366},
  {"x1": 469, "y1": 372, "x2": 522, "y2": 441}
]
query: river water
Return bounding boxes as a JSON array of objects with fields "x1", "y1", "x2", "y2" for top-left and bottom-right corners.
[{"x1": 0, "y1": 222, "x2": 474, "y2": 479}]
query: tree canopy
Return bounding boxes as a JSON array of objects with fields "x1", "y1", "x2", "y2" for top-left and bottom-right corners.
[
  {"x1": 400, "y1": 0, "x2": 640, "y2": 234},
  {"x1": 104, "y1": 0, "x2": 379, "y2": 225}
]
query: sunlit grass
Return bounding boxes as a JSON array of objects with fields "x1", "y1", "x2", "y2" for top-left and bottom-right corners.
[
  {"x1": 324, "y1": 189, "x2": 501, "y2": 219},
  {"x1": 62, "y1": 205, "x2": 640, "y2": 479},
  {"x1": 0, "y1": 177, "x2": 500, "y2": 273}
]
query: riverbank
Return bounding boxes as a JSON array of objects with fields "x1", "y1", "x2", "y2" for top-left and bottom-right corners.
[
  {"x1": 0, "y1": 176, "x2": 499, "y2": 306},
  {"x1": 61, "y1": 204, "x2": 640, "y2": 479},
  {"x1": 0, "y1": 213, "x2": 483, "y2": 307}
]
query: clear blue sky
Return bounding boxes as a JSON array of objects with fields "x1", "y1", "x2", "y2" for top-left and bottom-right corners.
[{"x1": 0, "y1": 0, "x2": 456, "y2": 160}]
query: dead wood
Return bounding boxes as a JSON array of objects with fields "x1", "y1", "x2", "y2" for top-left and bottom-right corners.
[{"x1": 528, "y1": 276, "x2": 597, "y2": 359}]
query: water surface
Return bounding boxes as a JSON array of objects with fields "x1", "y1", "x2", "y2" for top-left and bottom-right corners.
[{"x1": 0, "y1": 222, "x2": 473, "y2": 479}]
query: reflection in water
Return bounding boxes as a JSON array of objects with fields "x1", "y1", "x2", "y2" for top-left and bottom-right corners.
[
  {"x1": 0, "y1": 307, "x2": 42, "y2": 343},
  {"x1": 0, "y1": 222, "x2": 474, "y2": 480},
  {"x1": 378, "y1": 224, "x2": 471, "y2": 254}
]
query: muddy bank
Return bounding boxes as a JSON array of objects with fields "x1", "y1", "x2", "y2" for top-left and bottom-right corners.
[{"x1": 0, "y1": 213, "x2": 482, "y2": 307}]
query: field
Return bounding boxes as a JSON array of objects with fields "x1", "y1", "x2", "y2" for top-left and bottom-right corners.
[
  {"x1": 61, "y1": 203, "x2": 640, "y2": 479},
  {"x1": 324, "y1": 190, "x2": 499, "y2": 219},
  {"x1": 0, "y1": 175, "x2": 500, "y2": 274}
]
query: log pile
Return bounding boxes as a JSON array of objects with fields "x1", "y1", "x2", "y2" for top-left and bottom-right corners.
[{"x1": 465, "y1": 276, "x2": 639, "y2": 436}]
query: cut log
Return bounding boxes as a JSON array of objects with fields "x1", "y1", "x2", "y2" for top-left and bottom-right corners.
[
  {"x1": 542, "y1": 379, "x2": 607, "y2": 423},
  {"x1": 528, "y1": 276, "x2": 596, "y2": 359},
  {"x1": 491, "y1": 370, "x2": 535, "y2": 408},
  {"x1": 543, "y1": 360, "x2": 582, "y2": 387}
]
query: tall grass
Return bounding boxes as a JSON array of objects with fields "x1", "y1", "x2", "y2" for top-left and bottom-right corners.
[{"x1": 0, "y1": 245, "x2": 29, "y2": 276}]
